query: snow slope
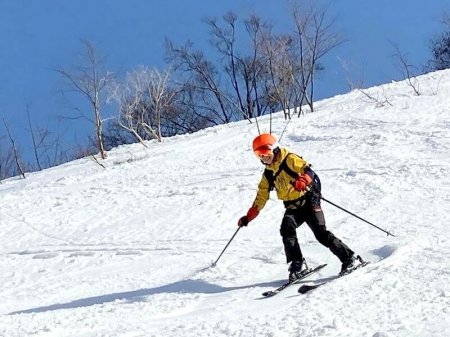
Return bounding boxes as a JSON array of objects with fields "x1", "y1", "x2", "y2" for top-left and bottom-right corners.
[{"x1": 1, "y1": 70, "x2": 450, "y2": 337}]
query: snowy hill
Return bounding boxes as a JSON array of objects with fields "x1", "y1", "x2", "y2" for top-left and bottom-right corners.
[{"x1": 1, "y1": 70, "x2": 450, "y2": 337}]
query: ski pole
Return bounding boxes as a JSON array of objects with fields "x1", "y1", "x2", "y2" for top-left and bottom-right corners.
[
  {"x1": 212, "y1": 227, "x2": 241, "y2": 267},
  {"x1": 308, "y1": 186, "x2": 396, "y2": 237},
  {"x1": 319, "y1": 195, "x2": 395, "y2": 237}
]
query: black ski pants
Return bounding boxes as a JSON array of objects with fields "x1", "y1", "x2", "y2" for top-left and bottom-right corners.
[{"x1": 280, "y1": 202, "x2": 354, "y2": 264}]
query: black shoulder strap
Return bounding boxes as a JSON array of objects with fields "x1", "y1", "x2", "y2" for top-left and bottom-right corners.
[
  {"x1": 264, "y1": 153, "x2": 299, "y2": 191},
  {"x1": 263, "y1": 169, "x2": 275, "y2": 191},
  {"x1": 279, "y1": 153, "x2": 299, "y2": 180}
]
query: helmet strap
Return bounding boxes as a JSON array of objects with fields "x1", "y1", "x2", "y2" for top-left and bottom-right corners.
[{"x1": 273, "y1": 147, "x2": 280, "y2": 156}]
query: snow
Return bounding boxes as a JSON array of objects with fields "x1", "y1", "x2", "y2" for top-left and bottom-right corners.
[{"x1": 1, "y1": 70, "x2": 450, "y2": 337}]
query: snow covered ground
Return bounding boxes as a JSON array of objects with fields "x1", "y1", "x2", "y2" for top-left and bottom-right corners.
[{"x1": 1, "y1": 70, "x2": 450, "y2": 337}]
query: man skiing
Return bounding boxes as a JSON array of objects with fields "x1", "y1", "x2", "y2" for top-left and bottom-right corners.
[{"x1": 238, "y1": 133, "x2": 357, "y2": 282}]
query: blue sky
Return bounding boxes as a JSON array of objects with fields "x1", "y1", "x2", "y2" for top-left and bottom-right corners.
[{"x1": 1, "y1": 0, "x2": 449, "y2": 161}]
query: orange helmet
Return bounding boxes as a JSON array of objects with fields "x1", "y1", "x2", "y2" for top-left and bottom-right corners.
[{"x1": 252, "y1": 133, "x2": 277, "y2": 157}]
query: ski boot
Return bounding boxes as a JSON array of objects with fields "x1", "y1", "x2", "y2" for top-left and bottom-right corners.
[
  {"x1": 339, "y1": 255, "x2": 367, "y2": 276},
  {"x1": 339, "y1": 255, "x2": 356, "y2": 276},
  {"x1": 288, "y1": 259, "x2": 308, "y2": 283}
]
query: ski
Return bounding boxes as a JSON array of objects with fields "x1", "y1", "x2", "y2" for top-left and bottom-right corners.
[
  {"x1": 298, "y1": 258, "x2": 369, "y2": 294},
  {"x1": 262, "y1": 264, "x2": 327, "y2": 297}
]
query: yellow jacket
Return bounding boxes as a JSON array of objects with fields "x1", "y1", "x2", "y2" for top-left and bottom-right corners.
[{"x1": 252, "y1": 147, "x2": 310, "y2": 211}]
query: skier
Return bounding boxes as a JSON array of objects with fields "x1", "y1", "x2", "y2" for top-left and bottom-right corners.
[{"x1": 238, "y1": 133, "x2": 358, "y2": 282}]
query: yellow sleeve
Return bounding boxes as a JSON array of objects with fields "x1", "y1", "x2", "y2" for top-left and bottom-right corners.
[{"x1": 252, "y1": 174, "x2": 271, "y2": 211}]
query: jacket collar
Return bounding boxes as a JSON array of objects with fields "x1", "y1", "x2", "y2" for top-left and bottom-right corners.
[{"x1": 266, "y1": 147, "x2": 288, "y2": 171}]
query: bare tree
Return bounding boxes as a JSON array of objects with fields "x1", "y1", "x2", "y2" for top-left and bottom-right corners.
[
  {"x1": 358, "y1": 88, "x2": 393, "y2": 108},
  {"x1": 101, "y1": 119, "x2": 134, "y2": 149},
  {"x1": 55, "y1": 39, "x2": 113, "y2": 159},
  {"x1": 392, "y1": 44, "x2": 421, "y2": 96},
  {"x1": 109, "y1": 67, "x2": 177, "y2": 143},
  {"x1": 290, "y1": 0, "x2": 345, "y2": 112},
  {"x1": 0, "y1": 149, "x2": 15, "y2": 181},
  {"x1": 50, "y1": 120, "x2": 70, "y2": 167},
  {"x1": 109, "y1": 74, "x2": 148, "y2": 146},
  {"x1": 258, "y1": 1, "x2": 344, "y2": 117},
  {"x1": 427, "y1": 12, "x2": 450, "y2": 71},
  {"x1": 2, "y1": 117, "x2": 25, "y2": 179},
  {"x1": 26, "y1": 105, "x2": 54, "y2": 171},
  {"x1": 0, "y1": 137, "x2": 16, "y2": 181},
  {"x1": 165, "y1": 3, "x2": 343, "y2": 127},
  {"x1": 261, "y1": 30, "x2": 297, "y2": 119},
  {"x1": 143, "y1": 69, "x2": 177, "y2": 141},
  {"x1": 205, "y1": 13, "x2": 271, "y2": 119},
  {"x1": 166, "y1": 39, "x2": 233, "y2": 124},
  {"x1": 166, "y1": 12, "x2": 275, "y2": 123}
]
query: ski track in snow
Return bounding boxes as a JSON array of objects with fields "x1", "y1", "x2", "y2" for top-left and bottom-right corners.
[{"x1": 1, "y1": 70, "x2": 450, "y2": 336}]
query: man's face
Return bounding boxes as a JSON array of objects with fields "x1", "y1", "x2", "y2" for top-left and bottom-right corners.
[{"x1": 259, "y1": 152, "x2": 274, "y2": 165}]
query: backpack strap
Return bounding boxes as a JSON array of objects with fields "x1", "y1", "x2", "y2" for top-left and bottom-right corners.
[
  {"x1": 264, "y1": 153, "x2": 320, "y2": 192},
  {"x1": 264, "y1": 153, "x2": 299, "y2": 191}
]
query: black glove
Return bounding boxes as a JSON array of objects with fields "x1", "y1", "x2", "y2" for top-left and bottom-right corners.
[
  {"x1": 238, "y1": 216, "x2": 249, "y2": 227},
  {"x1": 237, "y1": 207, "x2": 259, "y2": 227}
]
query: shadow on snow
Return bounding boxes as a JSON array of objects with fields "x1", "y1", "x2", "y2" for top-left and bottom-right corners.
[{"x1": 9, "y1": 278, "x2": 283, "y2": 315}]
